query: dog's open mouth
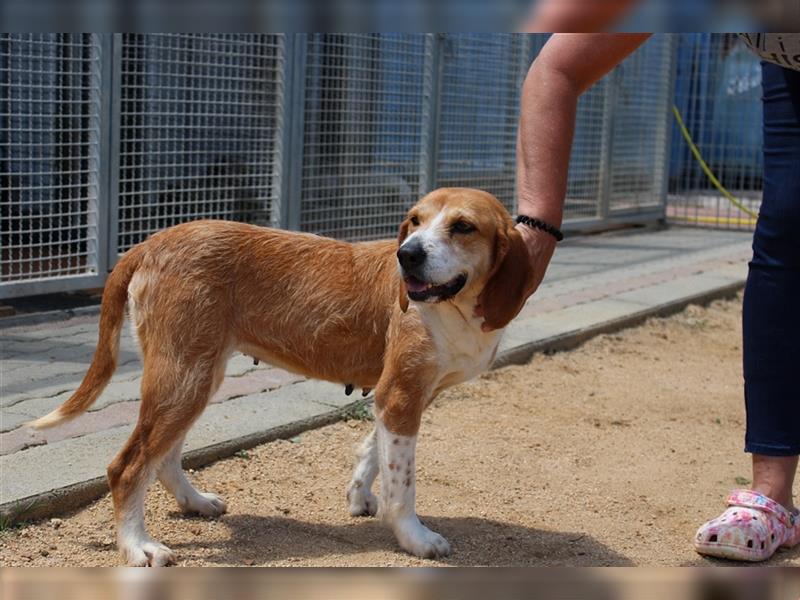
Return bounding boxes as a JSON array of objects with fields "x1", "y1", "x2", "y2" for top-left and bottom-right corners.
[{"x1": 404, "y1": 273, "x2": 467, "y2": 302}]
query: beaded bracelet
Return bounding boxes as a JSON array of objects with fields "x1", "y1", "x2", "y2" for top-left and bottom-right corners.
[{"x1": 515, "y1": 214, "x2": 564, "y2": 242}]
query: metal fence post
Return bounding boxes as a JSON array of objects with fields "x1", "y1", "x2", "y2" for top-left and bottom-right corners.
[
  {"x1": 596, "y1": 70, "x2": 619, "y2": 221},
  {"x1": 105, "y1": 34, "x2": 122, "y2": 268},
  {"x1": 276, "y1": 33, "x2": 307, "y2": 231},
  {"x1": 512, "y1": 34, "x2": 535, "y2": 211},
  {"x1": 419, "y1": 33, "x2": 442, "y2": 196},
  {"x1": 657, "y1": 34, "x2": 678, "y2": 221},
  {"x1": 88, "y1": 34, "x2": 109, "y2": 281},
  {"x1": 273, "y1": 33, "x2": 292, "y2": 229}
]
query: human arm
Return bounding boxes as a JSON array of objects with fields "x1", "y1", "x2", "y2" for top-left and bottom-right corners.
[{"x1": 515, "y1": 33, "x2": 652, "y2": 299}]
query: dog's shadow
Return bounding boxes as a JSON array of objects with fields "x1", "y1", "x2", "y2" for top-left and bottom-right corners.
[{"x1": 172, "y1": 513, "x2": 635, "y2": 566}]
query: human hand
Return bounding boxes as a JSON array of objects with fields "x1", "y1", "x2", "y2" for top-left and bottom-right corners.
[
  {"x1": 474, "y1": 223, "x2": 556, "y2": 330},
  {"x1": 514, "y1": 222, "x2": 556, "y2": 300}
]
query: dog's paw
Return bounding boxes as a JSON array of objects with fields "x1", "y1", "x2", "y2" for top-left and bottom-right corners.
[
  {"x1": 181, "y1": 492, "x2": 227, "y2": 518},
  {"x1": 394, "y1": 517, "x2": 451, "y2": 559},
  {"x1": 123, "y1": 540, "x2": 177, "y2": 567},
  {"x1": 347, "y1": 486, "x2": 378, "y2": 517}
]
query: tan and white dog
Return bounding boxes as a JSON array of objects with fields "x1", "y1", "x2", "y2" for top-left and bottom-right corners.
[{"x1": 30, "y1": 187, "x2": 533, "y2": 566}]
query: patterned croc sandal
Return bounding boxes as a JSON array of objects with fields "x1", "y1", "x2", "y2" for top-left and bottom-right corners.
[{"x1": 694, "y1": 490, "x2": 800, "y2": 561}]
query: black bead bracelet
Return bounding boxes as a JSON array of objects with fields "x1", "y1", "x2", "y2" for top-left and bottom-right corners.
[{"x1": 515, "y1": 215, "x2": 564, "y2": 242}]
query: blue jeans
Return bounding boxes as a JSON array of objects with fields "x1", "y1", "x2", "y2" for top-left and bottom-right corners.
[{"x1": 743, "y1": 62, "x2": 800, "y2": 456}]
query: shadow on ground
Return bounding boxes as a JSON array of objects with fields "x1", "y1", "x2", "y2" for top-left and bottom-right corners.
[{"x1": 167, "y1": 513, "x2": 636, "y2": 566}]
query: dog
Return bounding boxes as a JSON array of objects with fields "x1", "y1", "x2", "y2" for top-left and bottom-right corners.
[{"x1": 30, "y1": 187, "x2": 533, "y2": 566}]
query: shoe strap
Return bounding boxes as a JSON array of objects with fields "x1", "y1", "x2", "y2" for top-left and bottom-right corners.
[{"x1": 727, "y1": 489, "x2": 796, "y2": 529}]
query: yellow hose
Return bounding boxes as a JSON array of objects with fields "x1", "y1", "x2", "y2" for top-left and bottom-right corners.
[
  {"x1": 675, "y1": 215, "x2": 757, "y2": 226},
  {"x1": 671, "y1": 104, "x2": 759, "y2": 220}
]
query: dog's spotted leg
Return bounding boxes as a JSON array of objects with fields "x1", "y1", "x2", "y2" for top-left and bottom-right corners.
[
  {"x1": 376, "y1": 419, "x2": 451, "y2": 559},
  {"x1": 157, "y1": 436, "x2": 227, "y2": 518},
  {"x1": 346, "y1": 427, "x2": 378, "y2": 516}
]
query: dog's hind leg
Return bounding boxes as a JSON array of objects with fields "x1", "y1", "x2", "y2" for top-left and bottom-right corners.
[
  {"x1": 157, "y1": 434, "x2": 227, "y2": 518},
  {"x1": 107, "y1": 423, "x2": 171, "y2": 566},
  {"x1": 157, "y1": 340, "x2": 229, "y2": 519},
  {"x1": 346, "y1": 427, "x2": 379, "y2": 516},
  {"x1": 108, "y1": 349, "x2": 226, "y2": 566}
]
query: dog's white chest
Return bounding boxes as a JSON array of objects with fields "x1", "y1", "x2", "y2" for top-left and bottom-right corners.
[{"x1": 420, "y1": 305, "x2": 503, "y2": 387}]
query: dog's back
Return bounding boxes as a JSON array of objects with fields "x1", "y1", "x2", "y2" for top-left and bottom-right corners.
[
  {"x1": 31, "y1": 220, "x2": 401, "y2": 431},
  {"x1": 131, "y1": 220, "x2": 402, "y2": 387}
]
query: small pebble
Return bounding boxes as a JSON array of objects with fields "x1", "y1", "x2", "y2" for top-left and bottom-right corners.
[
  {"x1": 40, "y1": 549, "x2": 49, "y2": 557},
  {"x1": 49, "y1": 518, "x2": 63, "y2": 529}
]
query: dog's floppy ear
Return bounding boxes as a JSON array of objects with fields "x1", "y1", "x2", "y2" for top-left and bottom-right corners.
[
  {"x1": 478, "y1": 224, "x2": 533, "y2": 330},
  {"x1": 397, "y1": 218, "x2": 410, "y2": 312}
]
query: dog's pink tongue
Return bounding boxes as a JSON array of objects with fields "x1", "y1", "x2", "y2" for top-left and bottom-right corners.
[{"x1": 405, "y1": 277, "x2": 428, "y2": 293}]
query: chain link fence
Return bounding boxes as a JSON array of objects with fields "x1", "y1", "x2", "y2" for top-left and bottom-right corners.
[
  {"x1": 2, "y1": 33, "x2": 677, "y2": 299},
  {"x1": 667, "y1": 33, "x2": 762, "y2": 230}
]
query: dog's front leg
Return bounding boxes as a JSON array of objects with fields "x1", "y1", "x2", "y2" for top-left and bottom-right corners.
[
  {"x1": 376, "y1": 416, "x2": 451, "y2": 559},
  {"x1": 346, "y1": 427, "x2": 378, "y2": 516}
]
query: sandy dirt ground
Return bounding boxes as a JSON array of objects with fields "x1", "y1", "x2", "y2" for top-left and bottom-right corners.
[{"x1": 2, "y1": 295, "x2": 799, "y2": 567}]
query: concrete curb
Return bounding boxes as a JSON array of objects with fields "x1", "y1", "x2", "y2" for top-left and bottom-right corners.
[
  {"x1": 0, "y1": 280, "x2": 745, "y2": 527},
  {"x1": 493, "y1": 280, "x2": 743, "y2": 369}
]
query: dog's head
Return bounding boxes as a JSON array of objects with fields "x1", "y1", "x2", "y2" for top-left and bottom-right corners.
[{"x1": 396, "y1": 188, "x2": 533, "y2": 330}]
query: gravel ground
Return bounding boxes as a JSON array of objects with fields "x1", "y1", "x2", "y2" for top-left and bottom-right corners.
[{"x1": 2, "y1": 295, "x2": 798, "y2": 567}]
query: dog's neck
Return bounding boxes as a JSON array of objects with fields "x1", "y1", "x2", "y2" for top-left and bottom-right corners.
[
  {"x1": 412, "y1": 292, "x2": 503, "y2": 391},
  {"x1": 414, "y1": 291, "x2": 498, "y2": 338}
]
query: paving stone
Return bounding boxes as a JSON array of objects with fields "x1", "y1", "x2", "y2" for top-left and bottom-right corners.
[
  {"x1": 6, "y1": 322, "x2": 98, "y2": 341},
  {"x1": 0, "y1": 411, "x2": 36, "y2": 433},
  {"x1": 226, "y1": 353, "x2": 261, "y2": 377},
  {"x1": 1, "y1": 361, "x2": 143, "y2": 408},
  {"x1": 213, "y1": 368, "x2": 304, "y2": 403},
  {"x1": 0, "y1": 427, "x2": 45, "y2": 456}
]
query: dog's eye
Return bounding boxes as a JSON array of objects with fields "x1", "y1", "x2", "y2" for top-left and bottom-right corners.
[
  {"x1": 451, "y1": 220, "x2": 476, "y2": 234},
  {"x1": 410, "y1": 215, "x2": 420, "y2": 226}
]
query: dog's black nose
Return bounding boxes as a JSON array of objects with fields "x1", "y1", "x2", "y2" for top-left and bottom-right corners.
[{"x1": 397, "y1": 240, "x2": 426, "y2": 271}]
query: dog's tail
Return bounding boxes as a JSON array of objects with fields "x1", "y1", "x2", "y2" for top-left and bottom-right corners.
[{"x1": 28, "y1": 245, "x2": 145, "y2": 430}]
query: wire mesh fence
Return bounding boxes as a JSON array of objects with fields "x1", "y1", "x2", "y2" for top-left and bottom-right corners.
[
  {"x1": 2, "y1": 33, "x2": 681, "y2": 299},
  {"x1": 667, "y1": 33, "x2": 762, "y2": 230},
  {"x1": 1, "y1": 34, "x2": 103, "y2": 288},
  {"x1": 563, "y1": 34, "x2": 675, "y2": 223},
  {"x1": 435, "y1": 34, "x2": 531, "y2": 213},
  {"x1": 116, "y1": 34, "x2": 285, "y2": 253},
  {"x1": 608, "y1": 35, "x2": 674, "y2": 214},
  {"x1": 298, "y1": 34, "x2": 426, "y2": 240}
]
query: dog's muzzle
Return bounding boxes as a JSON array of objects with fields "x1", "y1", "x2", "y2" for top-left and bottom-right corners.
[{"x1": 404, "y1": 273, "x2": 467, "y2": 302}]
